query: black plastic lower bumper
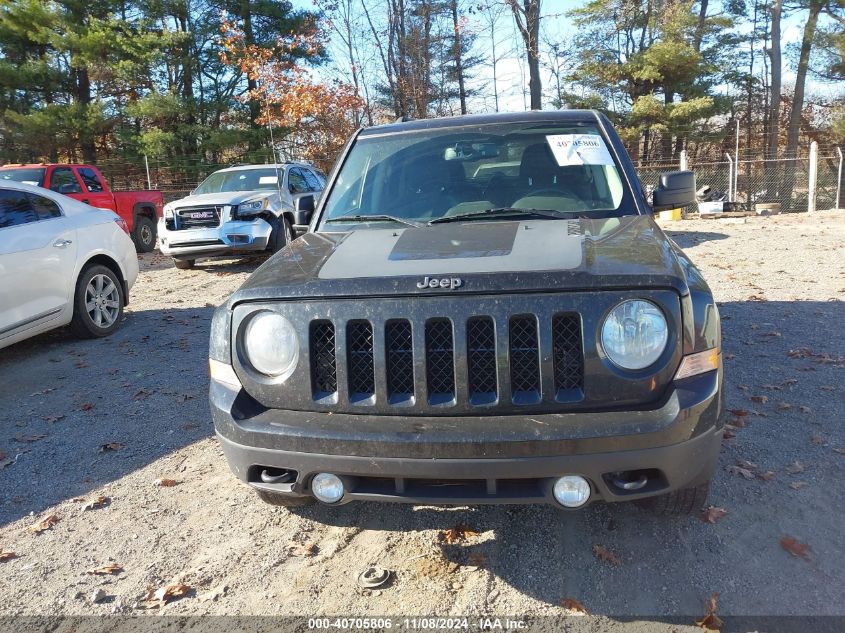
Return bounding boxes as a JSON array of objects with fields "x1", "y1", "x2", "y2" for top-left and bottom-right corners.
[{"x1": 211, "y1": 369, "x2": 723, "y2": 507}]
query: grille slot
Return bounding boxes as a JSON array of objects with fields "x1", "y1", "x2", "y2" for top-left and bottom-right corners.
[
  {"x1": 385, "y1": 320, "x2": 414, "y2": 404},
  {"x1": 346, "y1": 321, "x2": 375, "y2": 402},
  {"x1": 509, "y1": 315, "x2": 541, "y2": 404},
  {"x1": 174, "y1": 206, "x2": 221, "y2": 229},
  {"x1": 466, "y1": 317, "x2": 497, "y2": 405},
  {"x1": 310, "y1": 321, "x2": 337, "y2": 399},
  {"x1": 425, "y1": 319, "x2": 455, "y2": 405},
  {"x1": 552, "y1": 314, "x2": 584, "y2": 398}
]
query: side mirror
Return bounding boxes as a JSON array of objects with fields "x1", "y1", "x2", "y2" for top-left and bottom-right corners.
[
  {"x1": 292, "y1": 193, "x2": 315, "y2": 227},
  {"x1": 652, "y1": 170, "x2": 696, "y2": 210}
]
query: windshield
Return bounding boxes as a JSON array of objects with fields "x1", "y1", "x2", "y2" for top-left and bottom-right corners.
[
  {"x1": 194, "y1": 168, "x2": 283, "y2": 195},
  {"x1": 0, "y1": 168, "x2": 46, "y2": 187},
  {"x1": 319, "y1": 120, "x2": 633, "y2": 230}
]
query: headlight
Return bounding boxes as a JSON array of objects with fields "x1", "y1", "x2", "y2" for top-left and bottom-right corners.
[
  {"x1": 239, "y1": 199, "x2": 266, "y2": 214},
  {"x1": 243, "y1": 312, "x2": 299, "y2": 379},
  {"x1": 600, "y1": 300, "x2": 668, "y2": 370}
]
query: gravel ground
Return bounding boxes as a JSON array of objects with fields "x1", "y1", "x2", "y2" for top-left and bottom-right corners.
[{"x1": 0, "y1": 211, "x2": 843, "y2": 631}]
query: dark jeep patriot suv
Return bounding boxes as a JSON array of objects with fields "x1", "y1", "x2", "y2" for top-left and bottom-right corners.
[{"x1": 209, "y1": 110, "x2": 724, "y2": 514}]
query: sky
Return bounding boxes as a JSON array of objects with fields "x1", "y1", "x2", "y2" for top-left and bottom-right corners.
[{"x1": 290, "y1": 0, "x2": 841, "y2": 114}]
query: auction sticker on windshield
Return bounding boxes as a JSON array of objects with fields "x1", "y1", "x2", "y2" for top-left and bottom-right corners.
[{"x1": 546, "y1": 134, "x2": 614, "y2": 167}]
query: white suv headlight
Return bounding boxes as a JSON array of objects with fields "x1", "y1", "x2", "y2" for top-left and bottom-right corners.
[
  {"x1": 243, "y1": 312, "x2": 299, "y2": 379},
  {"x1": 239, "y1": 199, "x2": 266, "y2": 213},
  {"x1": 600, "y1": 300, "x2": 668, "y2": 370}
]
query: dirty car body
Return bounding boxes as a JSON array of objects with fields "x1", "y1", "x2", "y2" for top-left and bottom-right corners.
[{"x1": 209, "y1": 111, "x2": 723, "y2": 511}]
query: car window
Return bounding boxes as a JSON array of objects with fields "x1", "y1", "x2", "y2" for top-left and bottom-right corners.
[
  {"x1": 288, "y1": 168, "x2": 309, "y2": 194},
  {"x1": 0, "y1": 168, "x2": 46, "y2": 186},
  {"x1": 193, "y1": 168, "x2": 283, "y2": 194},
  {"x1": 0, "y1": 188, "x2": 39, "y2": 228},
  {"x1": 78, "y1": 167, "x2": 105, "y2": 193},
  {"x1": 49, "y1": 168, "x2": 82, "y2": 194},
  {"x1": 28, "y1": 192, "x2": 63, "y2": 220},
  {"x1": 303, "y1": 169, "x2": 321, "y2": 191}
]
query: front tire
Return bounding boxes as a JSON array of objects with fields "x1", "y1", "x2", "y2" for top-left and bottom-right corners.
[
  {"x1": 636, "y1": 481, "x2": 710, "y2": 516},
  {"x1": 173, "y1": 258, "x2": 195, "y2": 270},
  {"x1": 69, "y1": 265, "x2": 125, "y2": 339},
  {"x1": 132, "y1": 215, "x2": 156, "y2": 253},
  {"x1": 268, "y1": 215, "x2": 294, "y2": 254},
  {"x1": 255, "y1": 489, "x2": 314, "y2": 507}
]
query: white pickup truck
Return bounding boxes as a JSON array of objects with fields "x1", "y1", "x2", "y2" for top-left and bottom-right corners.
[{"x1": 158, "y1": 163, "x2": 324, "y2": 269}]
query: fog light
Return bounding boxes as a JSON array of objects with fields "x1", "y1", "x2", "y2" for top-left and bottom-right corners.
[
  {"x1": 311, "y1": 473, "x2": 344, "y2": 504},
  {"x1": 553, "y1": 475, "x2": 591, "y2": 508}
]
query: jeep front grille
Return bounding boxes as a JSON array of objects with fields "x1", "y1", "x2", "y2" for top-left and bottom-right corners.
[{"x1": 308, "y1": 311, "x2": 583, "y2": 410}]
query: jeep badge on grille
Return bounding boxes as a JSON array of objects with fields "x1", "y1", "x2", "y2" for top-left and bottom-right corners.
[{"x1": 417, "y1": 276, "x2": 463, "y2": 290}]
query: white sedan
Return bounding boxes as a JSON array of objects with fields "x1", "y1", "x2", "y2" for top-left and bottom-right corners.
[{"x1": 0, "y1": 181, "x2": 139, "y2": 350}]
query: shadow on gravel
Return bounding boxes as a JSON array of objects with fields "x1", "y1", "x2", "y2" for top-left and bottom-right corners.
[
  {"x1": 663, "y1": 229, "x2": 729, "y2": 249},
  {"x1": 0, "y1": 306, "x2": 216, "y2": 527}
]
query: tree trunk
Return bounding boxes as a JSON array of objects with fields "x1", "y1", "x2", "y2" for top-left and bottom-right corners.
[
  {"x1": 782, "y1": 1, "x2": 823, "y2": 207},
  {"x1": 240, "y1": 0, "x2": 261, "y2": 150},
  {"x1": 766, "y1": 0, "x2": 782, "y2": 161},
  {"x1": 451, "y1": 0, "x2": 467, "y2": 115},
  {"x1": 508, "y1": 0, "x2": 542, "y2": 110},
  {"x1": 76, "y1": 67, "x2": 96, "y2": 163}
]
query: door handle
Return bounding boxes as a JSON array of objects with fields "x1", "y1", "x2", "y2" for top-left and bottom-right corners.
[{"x1": 53, "y1": 239, "x2": 72, "y2": 248}]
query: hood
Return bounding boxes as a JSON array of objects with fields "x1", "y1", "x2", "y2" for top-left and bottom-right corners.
[
  {"x1": 230, "y1": 215, "x2": 690, "y2": 303},
  {"x1": 169, "y1": 190, "x2": 278, "y2": 208}
]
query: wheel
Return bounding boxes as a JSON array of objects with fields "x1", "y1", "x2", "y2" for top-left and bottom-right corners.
[
  {"x1": 268, "y1": 215, "x2": 294, "y2": 254},
  {"x1": 173, "y1": 258, "x2": 195, "y2": 270},
  {"x1": 255, "y1": 489, "x2": 314, "y2": 507},
  {"x1": 636, "y1": 481, "x2": 710, "y2": 516},
  {"x1": 69, "y1": 265, "x2": 125, "y2": 339},
  {"x1": 132, "y1": 215, "x2": 156, "y2": 253}
]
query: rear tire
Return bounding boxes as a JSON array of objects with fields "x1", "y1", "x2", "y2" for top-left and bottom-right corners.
[
  {"x1": 636, "y1": 481, "x2": 710, "y2": 516},
  {"x1": 255, "y1": 489, "x2": 314, "y2": 507},
  {"x1": 173, "y1": 258, "x2": 195, "y2": 270},
  {"x1": 69, "y1": 264, "x2": 125, "y2": 339},
  {"x1": 268, "y1": 215, "x2": 294, "y2": 254},
  {"x1": 132, "y1": 215, "x2": 156, "y2": 253}
]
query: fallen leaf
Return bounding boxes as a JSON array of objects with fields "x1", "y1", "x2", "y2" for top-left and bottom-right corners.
[
  {"x1": 786, "y1": 461, "x2": 806, "y2": 474},
  {"x1": 180, "y1": 423, "x2": 199, "y2": 431},
  {"x1": 727, "y1": 408, "x2": 749, "y2": 417},
  {"x1": 834, "y1": 448, "x2": 845, "y2": 455},
  {"x1": 810, "y1": 434, "x2": 826, "y2": 446},
  {"x1": 789, "y1": 481, "x2": 809, "y2": 490},
  {"x1": 14, "y1": 434, "x2": 46, "y2": 443},
  {"x1": 87, "y1": 563, "x2": 123, "y2": 575},
  {"x1": 29, "y1": 514, "x2": 60, "y2": 534},
  {"x1": 440, "y1": 523, "x2": 480, "y2": 544},
  {"x1": 82, "y1": 496, "x2": 110, "y2": 511},
  {"x1": 751, "y1": 395, "x2": 768, "y2": 404},
  {"x1": 133, "y1": 388, "x2": 154, "y2": 401},
  {"x1": 788, "y1": 347, "x2": 813, "y2": 358},
  {"x1": 44, "y1": 414, "x2": 65, "y2": 423},
  {"x1": 736, "y1": 459, "x2": 757, "y2": 470},
  {"x1": 782, "y1": 379, "x2": 798, "y2": 386},
  {"x1": 757, "y1": 471, "x2": 776, "y2": 481},
  {"x1": 155, "y1": 478, "x2": 179, "y2": 487},
  {"x1": 466, "y1": 551, "x2": 487, "y2": 567},
  {"x1": 696, "y1": 592, "x2": 723, "y2": 630},
  {"x1": 592, "y1": 544, "x2": 621, "y2": 565},
  {"x1": 724, "y1": 353, "x2": 735, "y2": 360},
  {"x1": 146, "y1": 583, "x2": 192, "y2": 605},
  {"x1": 98, "y1": 442, "x2": 123, "y2": 453},
  {"x1": 780, "y1": 536, "x2": 811, "y2": 560},
  {"x1": 699, "y1": 507, "x2": 728, "y2": 524},
  {"x1": 727, "y1": 465, "x2": 754, "y2": 480},
  {"x1": 80, "y1": 403, "x2": 95, "y2": 411},
  {"x1": 799, "y1": 406, "x2": 812, "y2": 414},
  {"x1": 776, "y1": 402, "x2": 792, "y2": 411},
  {"x1": 288, "y1": 542, "x2": 318, "y2": 557},
  {"x1": 0, "y1": 552, "x2": 17, "y2": 562},
  {"x1": 559, "y1": 598, "x2": 588, "y2": 614}
]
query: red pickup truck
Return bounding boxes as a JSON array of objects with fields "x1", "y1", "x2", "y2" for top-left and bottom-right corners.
[{"x1": 0, "y1": 163, "x2": 164, "y2": 252}]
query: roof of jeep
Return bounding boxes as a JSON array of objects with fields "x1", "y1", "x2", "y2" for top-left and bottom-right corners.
[{"x1": 359, "y1": 109, "x2": 603, "y2": 136}]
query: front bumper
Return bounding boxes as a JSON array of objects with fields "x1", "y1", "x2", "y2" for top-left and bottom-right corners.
[
  {"x1": 211, "y1": 367, "x2": 724, "y2": 507},
  {"x1": 158, "y1": 217, "x2": 271, "y2": 258}
]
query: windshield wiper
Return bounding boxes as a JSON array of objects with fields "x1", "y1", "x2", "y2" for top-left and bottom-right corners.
[
  {"x1": 325, "y1": 214, "x2": 425, "y2": 228},
  {"x1": 429, "y1": 207, "x2": 578, "y2": 224}
]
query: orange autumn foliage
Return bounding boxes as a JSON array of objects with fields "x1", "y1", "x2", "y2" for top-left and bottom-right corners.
[{"x1": 219, "y1": 17, "x2": 363, "y2": 171}]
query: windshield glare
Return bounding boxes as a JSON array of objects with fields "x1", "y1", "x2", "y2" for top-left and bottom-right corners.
[
  {"x1": 194, "y1": 168, "x2": 282, "y2": 195},
  {"x1": 0, "y1": 168, "x2": 46, "y2": 187},
  {"x1": 320, "y1": 121, "x2": 632, "y2": 229}
]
